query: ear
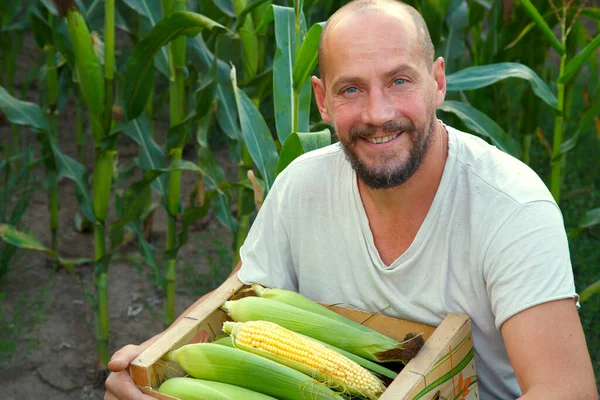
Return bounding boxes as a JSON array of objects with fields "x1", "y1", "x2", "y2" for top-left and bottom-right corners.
[
  {"x1": 432, "y1": 57, "x2": 446, "y2": 108},
  {"x1": 311, "y1": 76, "x2": 332, "y2": 124}
]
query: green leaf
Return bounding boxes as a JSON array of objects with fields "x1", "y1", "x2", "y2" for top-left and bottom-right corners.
[
  {"x1": 438, "y1": 100, "x2": 520, "y2": 157},
  {"x1": 197, "y1": 148, "x2": 237, "y2": 234},
  {"x1": 120, "y1": 0, "x2": 170, "y2": 78},
  {"x1": 109, "y1": 172, "x2": 157, "y2": 248},
  {"x1": 559, "y1": 33, "x2": 600, "y2": 84},
  {"x1": 504, "y1": 21, "x2": 537, "y2": 50},
  {"x1": 163, "y1": 192, "x2": 215, "y2": 260},
  {"x1": 576, "y1": 208, "x2": 600, "y2": 230},
  {"x1": 581, "y1": 8, "x2": 600, "y2": 22},
  {"x1": 120, "y1": 116, "x2": 168, "y2": 196},
  {"x1": 292, "y1": 22, "x2": 323, "y2": 93},
  {"x1": 49, "y1": 140, "x2": 95, "y2": 222},
  {"x1": 0, "y1": 224, "x2": 48, "y2": 252},
  {"x1": 187, "y1": 36, "x2": 241, "y2": 140},
  {"x1": 235, "y1": 0, "x2": 259, "y2": 83},
  {"x1": 254, "y1": 3, "x2": 274, "y2": 33},
  {"x1": 272, "y1": 5, "x2": 296, "y2": 143},
  {"x1": 30, "y1": 8, "x2": 53, "y2": 48},
  {"x1": 297, "y1": 77, "x2": 312, "y2": 133},
  {"x1": 568, "y1": 207, "x2": 600, "y2": 241},
  {"x1": 517, "y1": 0, "x2": 565, "y2": 55},
  {"x1": 124, "y1": 11, "x2": 226, "y2": 121},
  {"x1": 276, "y1": 133, "x2": 304, "y2": 175},
  {"x1": 40, "y1": 0, "x2": 58, "y2": 15},
  {"x1": 195, "y1": 60, "x2": 218, "y2": 119},
  {"x1": 297, "y1": 129, "x2": 332, "y2": 152},
  {"x1": 555, "y1": 97, "x2": 600, "y2": 161},
  {"x1": 129, "y1": 221, "x2": 162, "y2": 288},
  {"x1": 236, "y1": 0, "x2": 272, "y2": 30},
  {"x1": 446, "y1": 62, "x2": 558, "y2": 110},
  {"x1": 165, "y1": 112, "x2": 196, "y2": 154},
  {"x1": 439, "y1": 1, "x2": 469, "y2": 64},
  {"x1": 213, "y1": 0, "x2": 235, "y2": 17},
  {"x1": 50, "y1": 15, "x2": 75, "y2": 71},
  {"x1": 580, "y1": 280, "x2": 600, "y2": 302},
  {"x1": 0, "y1": 86, "x2": 51, "y2": 132},
  {"x1": 231, "y1": 68, "x2": 279, "y2": 192},
  {"x1": 276, "y1": 129, "x2": 331, "y2": 174}
]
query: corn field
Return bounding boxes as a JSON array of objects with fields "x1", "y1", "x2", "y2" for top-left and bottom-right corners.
[{"x1": 0, "y1": 0, "x2": 598, "y2": 397}]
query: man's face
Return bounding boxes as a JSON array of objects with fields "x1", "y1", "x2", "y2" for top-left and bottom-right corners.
[{"x1": 313, "y1": 8, "x2": 446, "y2": 189}]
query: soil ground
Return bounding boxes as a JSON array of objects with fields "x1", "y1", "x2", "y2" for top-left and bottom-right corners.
[{"x1": 1, "y1": 33, "x2": 237, "y2": 399}]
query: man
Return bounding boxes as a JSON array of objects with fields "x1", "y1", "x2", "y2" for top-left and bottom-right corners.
[{"x1": 105, "y1": 1, "x2": 597, "y2": 399}]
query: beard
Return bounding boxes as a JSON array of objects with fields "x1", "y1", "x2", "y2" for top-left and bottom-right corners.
[{"x1": 340, "y1": 117, "x2": 435, "y2": 189}]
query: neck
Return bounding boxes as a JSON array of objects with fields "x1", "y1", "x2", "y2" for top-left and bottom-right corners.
[{"x1": 357, "y1": 119, "x2": 448, "y2": 216}]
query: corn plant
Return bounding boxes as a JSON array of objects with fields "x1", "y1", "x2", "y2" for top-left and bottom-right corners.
[
  {"x1": 29, "y1": 4, "x2": 62, "y2": 266},
  {"x1": 518, "y1": 0, "x2": 600, "y2": 202},
  {"x1": 221, "y1": 1, "x2": 331, "y2": 265},
  {"x1": 50, "y1": 0, "x2": 117, "y2": 367},
  {"x1": 123, "y1": 8, "x2": 226, "y2": 326}
]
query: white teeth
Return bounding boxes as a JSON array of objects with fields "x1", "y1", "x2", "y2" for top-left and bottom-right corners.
[{"x1": 366, "y1": 132, "x2": 400, "y2": 144}]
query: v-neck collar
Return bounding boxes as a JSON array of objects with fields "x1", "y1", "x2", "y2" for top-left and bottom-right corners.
[{"x1": 350, "y1": 121, "x2": 458, "y2": 269}]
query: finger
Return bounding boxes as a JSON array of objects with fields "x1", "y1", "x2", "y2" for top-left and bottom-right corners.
[
  {"x1": 108, "y1": 345, "x2": 140, "y2": 372},
  {"x1": 105, "y1": 371, "x2": 156, "y2": 400},
  {"x1": 104, "y1": 392, "x2": 117, "y2": 400}
]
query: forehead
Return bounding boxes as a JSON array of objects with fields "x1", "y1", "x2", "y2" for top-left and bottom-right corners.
[{"x1": 322, "y1": 7, "x2": 420, "y2": 82}]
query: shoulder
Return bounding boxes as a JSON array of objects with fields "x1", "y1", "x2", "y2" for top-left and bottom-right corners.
[
  {"x1": 273, "y1": 143, "x2": 347, "y2": 189},
  {"x1": 448, "y1": 125, "x2": 555, "y2": 206}
]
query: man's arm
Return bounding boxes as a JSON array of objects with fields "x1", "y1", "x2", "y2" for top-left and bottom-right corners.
[{"x1": 501, "y1": 298, "x2": 597, "y2": 399}]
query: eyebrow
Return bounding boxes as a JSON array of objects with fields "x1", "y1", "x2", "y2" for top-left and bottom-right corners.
[{"x1": 330, "y1": 64, "x2": 419, "y2": 92}]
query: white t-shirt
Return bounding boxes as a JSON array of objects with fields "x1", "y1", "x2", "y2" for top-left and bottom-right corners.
[{"x1": 238, "y1": 124, "x2": 578, "y2": 399}]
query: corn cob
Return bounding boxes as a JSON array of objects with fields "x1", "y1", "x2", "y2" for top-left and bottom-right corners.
[
  {"x1": 223, "y1": 320, "x2": 386, "y2": 399},
  {"x1": 158, "y1": 377, "x2": 277, "y2": 400},
  {"x1": 53, "y1": 0, "x2": 105, "y2": 142},
  {"x1": 221, "y1": 296, "x2": 417, "y2": 363},
  {"x1": 163, "y1": 343, "x2": 345, "y2": 400}
]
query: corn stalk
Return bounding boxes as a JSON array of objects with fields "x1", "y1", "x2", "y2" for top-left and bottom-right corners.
[
  {"x1": 163, "y1": 0, "x2": 187, "y2": 327},
  {"x1": 518, "y1": 0, "x2": 599, "y2": 203},
  {"x1": 551, "y1": 27, "x2": 568, "y2": 202},
  {"x1": 232, "y1": 0, "x2": 259, "y2": 267},
  {"x1": 53, "y1": 0, "x2": 111, "y2": 368},
  {"x1": 45, "y1": 12, "x2": 59, "y2": 267}
]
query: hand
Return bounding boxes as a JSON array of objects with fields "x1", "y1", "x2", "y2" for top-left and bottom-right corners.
[{"x1": 104, "y1": 343, "x2": 156, "y2": 400}]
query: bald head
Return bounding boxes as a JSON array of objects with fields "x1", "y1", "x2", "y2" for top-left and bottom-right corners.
[{"x1": 318, "y1": 0, "x2": 434, "y2": 83}]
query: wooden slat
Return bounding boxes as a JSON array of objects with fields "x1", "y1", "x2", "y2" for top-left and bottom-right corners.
[
  {"x1": 380, "y1": 313, "x2": 470, "y2": 399},
  {"x1": 130, "y1": 274, "x2": 244, "y2": 387},
  {"x1": 325, "y1": 304, "x2": 437, "y2": 341}
]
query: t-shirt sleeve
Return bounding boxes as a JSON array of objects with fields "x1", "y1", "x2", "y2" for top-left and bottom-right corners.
[
  {"x1": 483, "y1": 200, "x2": 578, "y2": 330},
  {"x1": 237, "y1": 179, "x2": 299, "y2": 291}
]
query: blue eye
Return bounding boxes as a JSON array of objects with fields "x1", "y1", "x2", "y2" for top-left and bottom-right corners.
[
  {"x1": 394, "y1": 78, "x2": 406, "y2": 85},
  {"x1": 344, "y1": 87, "x2": 358, "y2": 94}
]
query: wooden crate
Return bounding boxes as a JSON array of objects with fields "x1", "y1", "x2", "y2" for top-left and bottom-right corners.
[{"x1": 131, "y1": 274, "x2": 479, "y2": 399}]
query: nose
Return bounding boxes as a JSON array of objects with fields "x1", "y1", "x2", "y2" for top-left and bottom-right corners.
[{"x1": 362, "y1": 88, "x2": 395, "y2": 127}]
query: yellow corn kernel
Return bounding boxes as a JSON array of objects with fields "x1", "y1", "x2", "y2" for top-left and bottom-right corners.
[{"x1": 223, "y1": 320, "x2": 386, "y2": 400}]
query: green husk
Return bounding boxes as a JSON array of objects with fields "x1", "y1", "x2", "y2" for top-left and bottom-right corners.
[
  {"x1": 158, "y1": 377, "x2": 277, "y2": 400},
  {"x1": 164, "y1": 343, "x2": 344, "y2": 400}
]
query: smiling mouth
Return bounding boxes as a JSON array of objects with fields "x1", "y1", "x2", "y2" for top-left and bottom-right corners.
[{"x1": 364, "y1": 132, "x2": 401, "y2": 144}]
